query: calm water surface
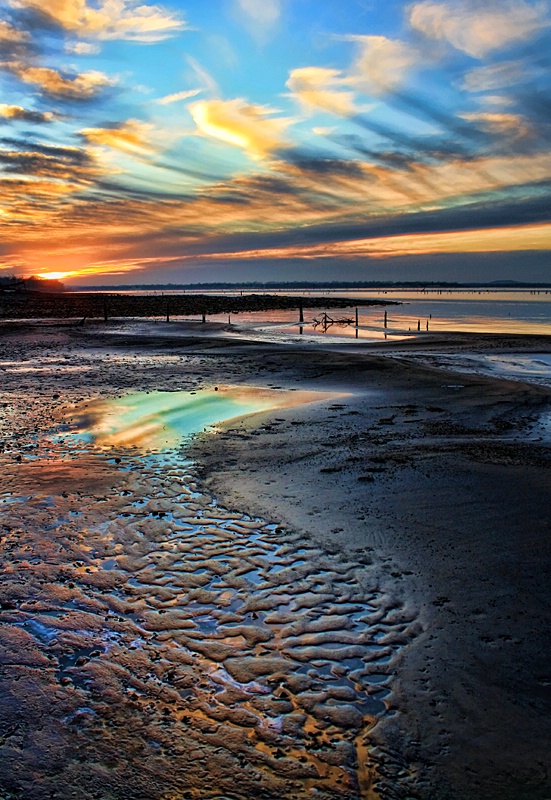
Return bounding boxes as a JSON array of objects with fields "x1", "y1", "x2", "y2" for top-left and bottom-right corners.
[
  {"x1": 123, "y1": 288, "x2": 551, "y2": 338},
  {"x1": 75, "y1": 287, "x2": 551, "y2": 337}
]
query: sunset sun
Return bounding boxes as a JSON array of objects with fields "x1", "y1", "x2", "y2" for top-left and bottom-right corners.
[{"x1": 38, "y1": 271, "x2": 71, "y2": 280}]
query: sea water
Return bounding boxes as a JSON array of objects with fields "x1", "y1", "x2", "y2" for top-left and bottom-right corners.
[
  {"x1": 200, "y1": 288, "x2": 551, "y2": 340},
  {"x1": 75, "y1": 287, "x2": 551, "y2": 338}
]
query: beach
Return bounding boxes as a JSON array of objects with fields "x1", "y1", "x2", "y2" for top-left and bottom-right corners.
[{"x1": 1, "y1": 319, "x2": 550, "y2": 800}]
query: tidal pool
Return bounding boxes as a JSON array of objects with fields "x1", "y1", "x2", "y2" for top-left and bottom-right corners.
[{"x1": 67, "y1": 386, "x2": 339, "y2": 451}]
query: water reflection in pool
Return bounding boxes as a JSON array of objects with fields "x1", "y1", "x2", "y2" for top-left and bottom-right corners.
[{"x1": 67, "y1": 386, "x2": 339, "y2": 451}]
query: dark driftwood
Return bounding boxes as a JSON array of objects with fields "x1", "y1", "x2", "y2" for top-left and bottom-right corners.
[{"x1": 312, "y1": 311, "x2": 355, "y2": 331}]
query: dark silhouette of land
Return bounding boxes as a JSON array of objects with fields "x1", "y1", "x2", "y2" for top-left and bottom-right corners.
[{"x1": 0, "y1": 290, "x2": 395, "y2": 321}]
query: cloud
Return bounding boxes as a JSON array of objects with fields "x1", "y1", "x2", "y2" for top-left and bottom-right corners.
[
  {"x1": 2, "y1": 139, "x2": 550, "y2": 281},
  {"x1": 8, "y1": 0, "x2": 186, "y2": 43},
  {"x1": 460, "y1": 111, "x2": 533, "y2": 139},
  {"x1": 0, "y1": 139, "x2": 98, "y2": 183},
  {"x1": 189, "y1": 98, "x2": 291, "y2": 160},
  {"x1": 286, "y1": 67, "x2": 358, "y2": 116},
  {"x1": 79, "y1": 119, "x2": 155, "y2": 153},
  {"x1": 408, "y1": 0, "x2": 549, "y2": 58},
  {"x1": 480, "y1": 95, "x2": 515, "y2": 107},
  {"x1": 186, "y1": 56, "x2": 219, "y2": 98},
  {"x1": 64, "y1": 41, "x2": 101, "y2": 55},
  {"x1": 156, "y1": 89, "x2": 201, "y2": 106},
  {"x1": 0, "y1": 104, "x2": 56, "y2": 123},
  {"x1": 1, "y1": 136, "x2": 92, "y2": 158},
  {"x1": 0, "y1": 19, "x2": 29, "y2": 43},
  {"x1": 8, "y1": 63, "x2": 114, "y2": 99},
  {"x1": 349, "y1": 35, "x2": 419, "y2": 94},
  {"x1": 462, "y1": 60, "x2": 530, "y2": 92},
  {"x1": 287, "y1": 37, "x2": 417, "y2": 119},
  {"x1": 175, "y1": 222, "x2": 551, "y2": 262},
  {"x1": 235, "y1": 0, "x2": 282, "y2": 39},
  {"x1": 0, "y1": 18, "x2": 33, "y2": 58}
]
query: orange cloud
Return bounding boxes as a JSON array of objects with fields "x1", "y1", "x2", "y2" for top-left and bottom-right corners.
[
  {"x1": 9, "y1": 0, "x2": 186, "y2": 43},
  {"x1": 286, "y1": 67, "x2": 357, "y2": 116},
  {"x1": 460, "y1": 111, "x2": 532, "y2": 139},
  {"x1": 287, "y1": 36, "x2": 416, "y2": 117},
  {"x1": 1, "y1": 125, "x2": 550, "y2": 280},
  {"x1": 35, "y1": 222, "x2": 551, "y2": 281},
  {"x1": 80, "y1": 120, "x2": 155, "y2": 153},
  {"x1": 9, "y1": 63, "x2": 114, "y2": 99},
  {"x1": 0, "y1": 104, "x2": 56, "y2": 123},
  {"x1": 0, "y1": 19, "x2": 29, "y2": 43},
  {"x1": 189, "y1": 98, "x2": 291, "y2": 159},
  {"x1": 183, "y1": 223, "x2": 551, "y2": 263},
  {"x1": 156, "y1": 89, "x2": 201, "y2": 105},
  {"x1": 0, "y1": 178, "x2": 87, "y2": 233}
]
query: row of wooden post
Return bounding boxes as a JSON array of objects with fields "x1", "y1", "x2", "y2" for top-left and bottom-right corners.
[
  {"x1": 101, "y1": 299, "x2": 207, "y2": 324},
  {"x1": 100, "y1": 299, "x2": 430, "y2": 334}
]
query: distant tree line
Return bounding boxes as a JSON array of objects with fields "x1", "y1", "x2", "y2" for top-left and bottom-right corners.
[
  {"x1": 0, "y1": 275, "x2": 66, "y2": 293},
  {"x1": 73, "y1": 279, "x2": 551, "y2": 291}
]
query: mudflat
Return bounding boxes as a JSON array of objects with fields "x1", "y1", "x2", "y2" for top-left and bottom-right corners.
[{"x1": 1, "y1": 320, "x2": 550, "y2": 800}]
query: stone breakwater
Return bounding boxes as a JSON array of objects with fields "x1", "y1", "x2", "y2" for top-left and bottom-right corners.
[{"x1": 0, "y1": 291, "x2": 395, "y2": 321}]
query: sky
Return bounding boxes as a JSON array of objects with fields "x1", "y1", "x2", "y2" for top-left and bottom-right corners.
[{"x1": 0, "y1": 0, "x2": 550, "y2": 285}]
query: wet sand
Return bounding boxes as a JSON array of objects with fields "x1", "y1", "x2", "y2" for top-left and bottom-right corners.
[{"x1": 1, "y1": 320, "x2": 550, "y2": 800}]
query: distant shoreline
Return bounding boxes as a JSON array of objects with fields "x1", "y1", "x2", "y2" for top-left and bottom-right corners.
[
  {"x1": 0, "y1": 291, "x2": 396, "y2": 322},
  {"x1": 65, "y1": 280, "x2": 551, "y2": 292}
]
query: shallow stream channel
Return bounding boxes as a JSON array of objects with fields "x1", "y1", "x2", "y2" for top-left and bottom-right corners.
[{"x1": 0, "y1": 386, "x2": 419, "y2": 800}]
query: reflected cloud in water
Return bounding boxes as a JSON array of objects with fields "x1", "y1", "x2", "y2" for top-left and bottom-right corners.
[{"x1": 70, "y1": 386, "x2": 340, "y2": 451}]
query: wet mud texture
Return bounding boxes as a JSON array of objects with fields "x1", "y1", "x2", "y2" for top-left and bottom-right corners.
[
  {"x1": 0, "y1": 458, "x2": 419, "y2": 800},
  {"x1": 0, "y1": 325, "x2": 419, "y2": 800}
]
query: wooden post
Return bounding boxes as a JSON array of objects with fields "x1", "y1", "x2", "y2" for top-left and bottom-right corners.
[
  {"x1": 417, "y1": 319, "x2": 421, "y2": 331},
  {"x1": 202, "y1": 312, "x2": 206, "y2": 324},
  {"x1": 355, "y1": 307, "x2": 359, "y2": 326},
  {"x1": 426, "y1": 320, "x2": 429, "y2": 331},
  {"x1": 166, "y1": 301, "x2": 170, "y2": 323},
  {"x1": 299, "y1": 299, "x2": 304, "y2": 323},
  {"x1": 384, "y1": 310, "x2": 388, "y2": 328}
]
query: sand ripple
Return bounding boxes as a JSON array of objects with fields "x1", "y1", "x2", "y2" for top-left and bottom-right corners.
[{"x1": 0, "y1": 378, "x2": 420, "y2": 798}]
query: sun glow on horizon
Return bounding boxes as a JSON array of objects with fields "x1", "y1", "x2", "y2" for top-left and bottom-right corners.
[{"x1": 38, "y1": 271, "x2": 73, "y2": 281}]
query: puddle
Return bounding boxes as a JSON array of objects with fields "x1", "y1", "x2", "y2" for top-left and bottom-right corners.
[{"x1": 67, "y1": 386, "x2": 342, "y2": 451}]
